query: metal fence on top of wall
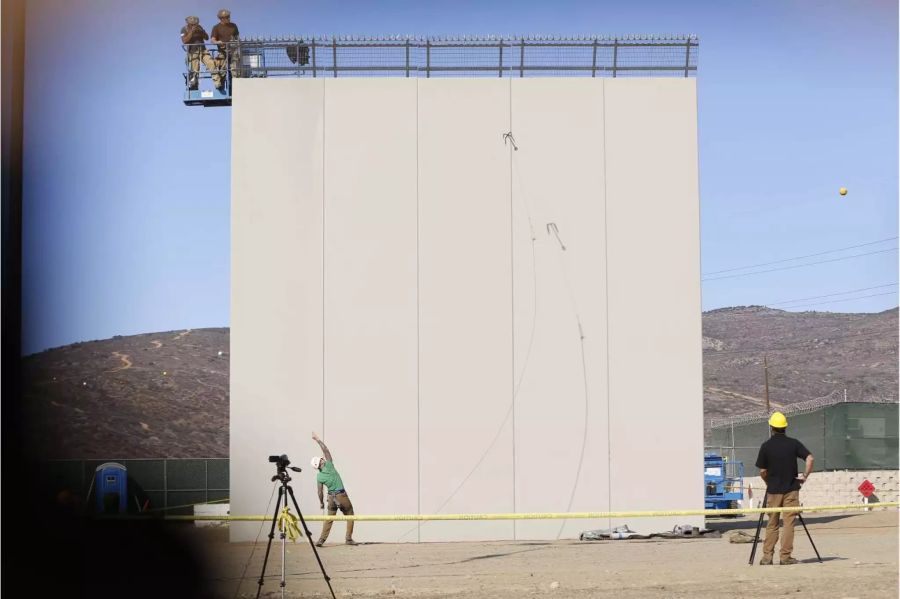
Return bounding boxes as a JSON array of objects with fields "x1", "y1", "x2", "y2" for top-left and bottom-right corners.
[{"x1": 191, "y1": 35, "x2": 698, "y2": 81}]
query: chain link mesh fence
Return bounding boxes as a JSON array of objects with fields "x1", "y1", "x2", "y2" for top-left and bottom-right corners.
[
  {"x1": 44, "y1": 458, "x2": 228, "y2": 516},
  {"x1": 197, "y1": 35, "x2": 698, "y2": 81},
  {"x1": 708, "y1": 401, "x2": 899, "y2": 475}
]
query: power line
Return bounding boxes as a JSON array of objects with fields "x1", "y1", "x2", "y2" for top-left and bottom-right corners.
[
  {"x1": 702, "y1": 236, "x2": 898, "y2": 276},
  {"x1": 704, "y1": 287, "x2": 899, "y2": 317},
  {"x1": 766, "y1": 283, "x2": 898, "y2": 307},
  {"x1": 701, "y1": 247, "x2": 898, "y2": 282},
  {"x1": 776, "y1": 291, "x2": 898, "y2": 310}
]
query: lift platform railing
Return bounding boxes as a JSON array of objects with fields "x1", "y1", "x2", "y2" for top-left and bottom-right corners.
[{"x1": 182, "y1": 41, "x2": 238, "y2": 100}]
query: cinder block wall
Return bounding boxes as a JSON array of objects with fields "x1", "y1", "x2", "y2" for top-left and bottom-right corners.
[{"x1": 744, "y1": 470, "x2": 899, "y2": 507}]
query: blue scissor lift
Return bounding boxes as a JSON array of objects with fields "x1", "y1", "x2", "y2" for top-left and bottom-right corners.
[
  {"x1": 704, "y1": 453, "x2": 745, "y2": 511},
  {"x1": 183, "y1": 41, "x2": 264, "y2": 107}
]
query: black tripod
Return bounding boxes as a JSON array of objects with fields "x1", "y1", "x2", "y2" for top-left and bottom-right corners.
[
  {"x1": 256, "y1": 458, "x2": 336, "y2": 599},
  {"x1": 749, "y1": 492, "x2": 822, "y2": 564}
]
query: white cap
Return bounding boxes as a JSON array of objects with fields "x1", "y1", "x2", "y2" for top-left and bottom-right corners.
[{"x1": 310, "y1": 456, "x2": 323, "y2": 468}]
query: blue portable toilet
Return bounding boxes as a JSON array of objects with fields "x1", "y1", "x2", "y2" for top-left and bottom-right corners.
[{"x1": 95, "y1": 462, "x2": 128, "y2": 513}]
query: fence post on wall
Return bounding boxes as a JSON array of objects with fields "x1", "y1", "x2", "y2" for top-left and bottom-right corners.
[
  {"x1": 332, "y1": 38, "x2": 338, "y2": 78},
  {"x1": 426, "y1": 39, "x2": 431, "y2": 78},
  {"x1": 684, "y1": 37, "x2": 691, "y2": 78},
  {"x1": 498, "y1": 39, "x2": 504, "y2": 77},
  {"x1": 311, "y1": 38, "x2": 317, "y2": 78},
  {"x1": 297, "y1": 41, "x2": 303, "y2": 77},
  {"x1": 612, "y1": 38, "x2": 619, "y2": 78},
  {"x1": 405, "y1": 38, "x2": 410, "y2": 78},
  {"x1": 591, "y1": 38, "x2": 598, "y2": 78},
  {"x1": 519, "y1": 39, "x2": 525, "y2": 78}
]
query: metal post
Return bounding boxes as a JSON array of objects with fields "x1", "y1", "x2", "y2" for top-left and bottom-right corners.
[
  {"x1": 498, "y1": 39, "x2": 504, "y2": 78},
  {"x1": 163, "y1": 458, "x2": 168, "y2": 512},
  {"x1": 519, "y1": 39, "x2": 525, "y2": 78},
  {"x1": 748, "y1": 492, "x2": 768, "y2": 565},
  {"x1": 426, "y1": 40, "x2": 431, "y2": 78},
  {"x1": 684, "y1": 37, "x2": 691, "y2": 78},
  {"x1": 332, "y1": 38, "x2": 337, "y2": 78},
  {"x1": 205, "y1": 459, "x2": 209, "y2": 504},
  {"x1": 612, "y1": 38, "x2": 618, "y2": 78},
  {"x1": 311, "y1": 38, "x2": 317, "y2": 78},
  {"x1": 405, "y1": 38, "x2": 410, "y2": 78},
  {"x1": 591, "y1": 38, "x2": 597, "y2": 78},
  {"x1": 297, "y1": 42, "x2": 303, "y2": 77},
  {"x1": 823, "y1": 403, "x2": 828, "y2": 470},
  {"x1": 764, "y1": 355, "x2": 771, "y2": 415}
]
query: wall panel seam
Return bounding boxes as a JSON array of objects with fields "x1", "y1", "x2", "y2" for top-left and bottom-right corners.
[
  {"x1": 601, "y1": 80, "x2": 612, "y2": 529},
  {"x1": 509, "y1": 77, "x2": 516, "y2": 540},
  {"x1": 322, "y1": 81, "x2": 327, "y2": 438},
  {"x1": 416, "y1": 79, "x2": 421, "y2": 543}
]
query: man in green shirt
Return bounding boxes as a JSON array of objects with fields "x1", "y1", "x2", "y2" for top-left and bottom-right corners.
[{"x1": 311, "y1": 432, "x2": 357, "y2": 546}]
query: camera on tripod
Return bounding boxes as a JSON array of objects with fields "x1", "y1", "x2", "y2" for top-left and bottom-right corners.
[
  {"x1": 268, "y1": 454, "x2": 302, "y2": 483},
  {"x1": 269, "y1": 454, "x2": 294, "y2": 471},
  {"x1": 257, "y1": 454, "x2": 336, "y2": 599}
]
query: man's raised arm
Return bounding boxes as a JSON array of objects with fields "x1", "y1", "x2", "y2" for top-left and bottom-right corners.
[{"x1": 312, "y1": 432, "x2": 333, "y2": 462}]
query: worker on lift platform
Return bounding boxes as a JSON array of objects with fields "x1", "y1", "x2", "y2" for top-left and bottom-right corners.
[
  {"x1": 211, "y1": 9, "x2": 240, "y2": 82},
  {"x1": 181, "y1": 15, "x2": 223, "y2": 92}
]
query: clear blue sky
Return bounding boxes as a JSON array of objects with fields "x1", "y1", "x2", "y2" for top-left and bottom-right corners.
[{"x1": 21, "y1": 0, "x2": 898, "y2": 355}]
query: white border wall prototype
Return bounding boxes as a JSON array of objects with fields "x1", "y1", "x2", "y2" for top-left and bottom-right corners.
[{"x1": 230, "y1": 77, "x2": 702, "y2": 541}]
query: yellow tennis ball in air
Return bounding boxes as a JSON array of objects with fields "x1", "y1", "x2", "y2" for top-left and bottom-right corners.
[{"x1": 839, "y1": 187, "x2": 848, "y2": 196}]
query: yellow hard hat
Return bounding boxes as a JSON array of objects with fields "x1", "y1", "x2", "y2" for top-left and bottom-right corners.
[{"x1": 768, "y1": 411, "x2": 788, "y2": 428}]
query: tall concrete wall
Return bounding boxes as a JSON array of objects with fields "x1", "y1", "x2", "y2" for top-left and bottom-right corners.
[{"x1": 231, "y1": 78, "x2": 702, "y2": 542}]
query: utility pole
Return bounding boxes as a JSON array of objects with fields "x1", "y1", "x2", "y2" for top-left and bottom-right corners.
[{"x1": 764, "y1": 355, "x2": 771, "y2": 438}]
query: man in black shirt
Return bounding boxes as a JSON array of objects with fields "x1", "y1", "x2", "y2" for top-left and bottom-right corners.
[{"x1": 755, "y1": 411, "x2": 814, "y2": 565}]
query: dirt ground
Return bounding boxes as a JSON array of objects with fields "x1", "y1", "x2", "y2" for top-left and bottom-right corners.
[{"x1": 192, "y1": 511, "x2": 898, "y2": 598}]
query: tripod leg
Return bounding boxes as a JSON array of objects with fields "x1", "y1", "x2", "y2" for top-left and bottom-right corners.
[
  {"x1": 286, "y1": 484, "x2": 337, "y2": 599},
  {"x1": 796, "y1": 513, "x2": 823, "y2": 563},
  {"x1": 749, "y1": 493, "x2": 768, "y2": 565},
  {"x1": 256, "y1": 486, "x2": 285, "y2": 599}
]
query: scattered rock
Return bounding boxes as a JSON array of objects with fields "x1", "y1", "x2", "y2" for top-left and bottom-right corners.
[{"x1": 549, "y1": 581, "x2": 560, "y2": 590}]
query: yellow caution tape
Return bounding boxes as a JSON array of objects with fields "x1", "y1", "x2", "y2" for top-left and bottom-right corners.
[
  {"x1": 162, "y1": 502, "x2": 899, "y2": 522},
  {"x1": 276, "y1": 506, "x2": 301, "y2": 541},
  {"x1": 146, "y1": 497, "x2": 230, "y2": 513}
]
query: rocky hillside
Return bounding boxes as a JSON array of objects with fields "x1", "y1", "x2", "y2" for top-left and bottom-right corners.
[
  {"x1": 20, "y1": 308, "x2": 897, "y2": 458},
  {"x1": 703, "y1": 307, "x2": 897, "y2": 419},
  {"x1": 21, "y1": 328, "x2": 229, "y2": 459}
]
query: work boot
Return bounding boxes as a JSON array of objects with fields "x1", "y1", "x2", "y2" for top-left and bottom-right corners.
[
  {"x1": 315, "y1": 540, "x2": 325, "y2": 547},
  {"x1": 759, "y1": 556, "x2": 773, "y2": 565},
  {"x1": 780, "y1": 557, "x2": 799, "y2": 565},
  {"x1": 345, "y1": 539, "x2": 358, "y2": 546}
]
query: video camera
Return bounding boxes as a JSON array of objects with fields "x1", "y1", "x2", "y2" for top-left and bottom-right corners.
[
  {"x1": 268, "y1": 454, "x2": 302, "y2": 482},
  {"x1": 268, "y1": 454, "x2": 293, "y2": 470}
]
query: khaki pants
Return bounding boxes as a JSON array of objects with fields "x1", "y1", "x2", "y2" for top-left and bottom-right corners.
[
  {"x1": 186, "y1": 48, "x2": 222, "y2": 88},
  {"x1": 763, "y1": 490, "x2": 800, "y2": 559},
  {"x1": 319, "y1": 491, "x2": 354, "y2": 543},
  {"x1": 215, "y1": 48, "x2": 241, "y2": 81}
]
